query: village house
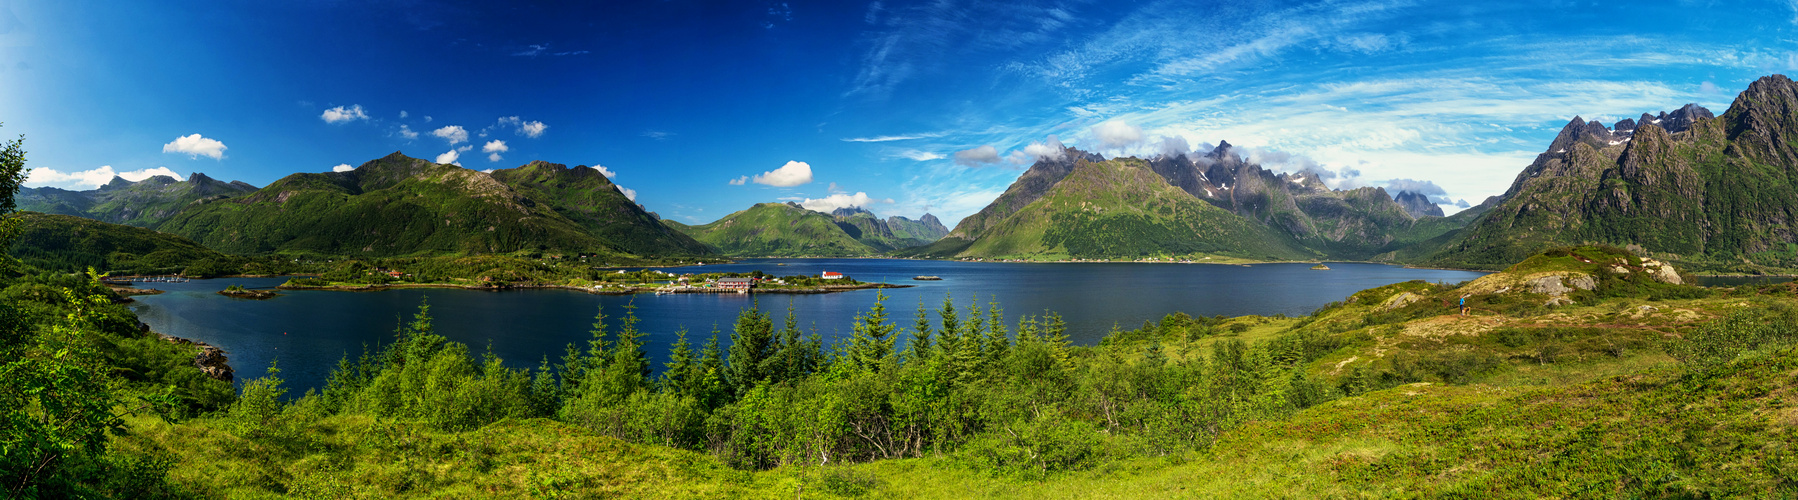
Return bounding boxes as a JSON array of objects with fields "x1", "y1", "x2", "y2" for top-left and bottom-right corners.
[
  {"x1": 820, "y1": 271, "x2": 845, "y2": 280},
  {"x1": 717, "y1": 277, "x2": 755, "y2": 290}
]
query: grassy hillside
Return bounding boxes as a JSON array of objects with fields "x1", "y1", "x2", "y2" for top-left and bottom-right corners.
[
  {"x1": 44, "y1": 245, "x2": 1796, "y2": 498},
  {"x1": 155, "y1": 153, "x2": 670, "y2": 259},
  {"x1": 5, "y1": 212, "x2": 250, "y2": 276},
  {"x1": 488, "y1": 161, "x2": 712, "y2": 256},
  {"x1": 676, "y1": 202, "x2": 878, "y2": 257},
  {"x1": 950, "y1": 156, "x2": 1313, "y2": 260}
]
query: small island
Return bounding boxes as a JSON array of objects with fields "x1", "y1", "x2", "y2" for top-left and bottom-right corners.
[
  {"x1": 1312, "y1": 263, "x2": 1331, "y2": 270},
  {"x1": 217, "y1": 284, "x2": 279, "y2": 299}
]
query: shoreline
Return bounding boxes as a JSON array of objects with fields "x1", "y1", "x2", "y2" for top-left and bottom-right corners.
[{"x1": 274, "y1": 281, "x2": 913, "y2": 295}]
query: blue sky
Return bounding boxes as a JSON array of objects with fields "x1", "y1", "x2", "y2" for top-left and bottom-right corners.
[{"x1": 4, "y1": 0, "x2": 1794, "y2": 225}]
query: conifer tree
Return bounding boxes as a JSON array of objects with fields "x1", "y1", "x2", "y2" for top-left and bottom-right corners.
[
  {"x1": 662, "y1": 327, "x2": 695, "y2": 396},
  {"x1": 907, "y1": 300, "x2": 933, "y2": 364},
  {"x1": 849, "y1": 292, "x2": 898, "y2": 372},
  {"x1": 985, "y1": 299, "x2": 1009, "y2": 363},
  {"x1": 726, "y1": 306, "x2": 775, "y2": 394},
  {"x1": 1045, "y1": 311, "x2": 1071, "y2": 366}
]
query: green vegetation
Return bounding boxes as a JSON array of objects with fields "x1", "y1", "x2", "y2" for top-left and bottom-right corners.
[
  {"x1": 7, "y1": 129, "x2": 1798, "y2": 497},
  {"x1": 676, "y1": 202, "x2": 880, "y2": 257},
  {"x1": 3, "y1": 212, "x2": 268, "y2": 277}
]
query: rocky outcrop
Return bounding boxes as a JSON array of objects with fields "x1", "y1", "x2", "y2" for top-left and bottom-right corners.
[{"x1": 159, "y1": 334, "x2": 234, "y2": 382}]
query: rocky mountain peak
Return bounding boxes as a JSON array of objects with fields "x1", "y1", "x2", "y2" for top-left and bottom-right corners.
[
  {"x1": 1393, "y1": 190, "x2": 1445, "y2": 218},
  {"x1": 98, "y1": 176, "x2": 134, "y2": 191},
  {"x1": 1614, "y1": 118, "x2": 1637, "y2": 132},
  {"x1": 187, "y1": 172, "x2": 216, "y2": 184}
]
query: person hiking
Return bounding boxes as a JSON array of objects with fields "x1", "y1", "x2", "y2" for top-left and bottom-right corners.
[{"x1": 1459, "y1": 296, "x2": 1468, "y2": 316}]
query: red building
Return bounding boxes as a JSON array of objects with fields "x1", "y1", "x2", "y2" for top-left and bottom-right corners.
[
  {"x1": 717, "y1": 277, "x2": 755, "y2": 290},
  {"x1": 821, "y1": 271, "x2": 844, "y2": 280}
]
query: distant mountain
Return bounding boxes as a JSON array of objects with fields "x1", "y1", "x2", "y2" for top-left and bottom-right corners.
[
  {"x1": 6, "y1": 212, "x2": 240, "y2": 275},
  {"x1": 17, "y1": 173, "x2": 258, "y2": 227},
  {"x1": 155, "y1": 152, "x2": 709, "y2": 259},
  {"x1": 1142, "y1": 142, "x2": 1464, "y2": 259},
  {"x1": 910, "y1": 154, "x2": 1315, "y2": 260},
  {"x1": 1393, "y1": 191, "x2": 1444, "y2": 218},
  {"x1": 888, "y1": 213, "x2": 949, "y2": 242},
  {"x1": 1427, "y1": 74, "x2": 1798, "y2": 271},
  {"x1": 672, "y1": 202, "x2": 878, "y2": 257}
]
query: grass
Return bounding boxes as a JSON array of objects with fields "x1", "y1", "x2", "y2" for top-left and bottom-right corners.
[{"x1": 98, "y1": 247, "x2": 1798, "y2": 498}]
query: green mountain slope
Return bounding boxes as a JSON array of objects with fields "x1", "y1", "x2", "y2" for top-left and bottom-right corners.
[
  {"x1": 487, "y1": 161, "x2": 710, "y2": 256},
  {"x1": 154, "y1": 152, "x2": 688, "y2": 258},
  {"x1": 940, "y1": 155, "x2": 1314, "y2": 260},
  {"x1": 675, "y1": 202, "x2": 878, "y2": 257},
  {"x1": 17, "y1": 173, "x2": 258, "y2": 227},
  {"x1": 6, "y1": 212, "x2": 241, "y2": 275},
  {"x1": 1430, "y1": 75, "x2": 1798, "y2": 271}
]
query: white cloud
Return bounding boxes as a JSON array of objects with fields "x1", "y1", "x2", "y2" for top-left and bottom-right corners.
[
  {"x1": 616, "y1": 184, "x2": 638, "y2": 201},
  {"x1": 398, "y1": 125, "x2": 420, "y2": 140},
  {"x1": 1011, "y1": 135, "x2": 1066, "y2": 164},
  {"x1": 895, "y1": 149, "x2": 946, "y2": 161},
  {"x1": 729, "y1": 176, "x2": 748, "y2": 185},
  {"x1": 952, "y1": 145, "x2": 1001, "y2": 166},
  {"x1": 431, "y1": 126, "x2": 469, "y2": 145},
  {"x1": 1700, "y1": 81, "x2": 1721, "y2": 93},
  {"x1": 496, "y1": 116, "x2": 548, "y2": 138},
  {"x1": 332, "y1": 164, "x2": 354, "y2": 172},
  {"x1": 1092, "y1": 119, "x2": 1144, "y2": 149},
  {"x1": 799, "y1": 192, "x2": 892, "y2": 212},
  {"x1": 25, "y1": 166, "x2": 182, "y2": 190},
  {"x1": 321, "y1": 105, "x2": 369, "y2": 124},
  {"x1": 596, "y1": 164, "x2": 618, "y2": 178},
  {"x1": 482, "y1": 140, "x2": 508, "y2": 162},
  {"x1": 399, "y1": 110, "x2": 409, "y2": 118},
  {"x1": 161, "y1": 134, "x2": 228, "y2": 160},
  {"x1": 436, "y1": 145, "x2": 473, "y2": 165},
  {"x1": 746, "y1": 160, "x2": 813, "y2": 187}
]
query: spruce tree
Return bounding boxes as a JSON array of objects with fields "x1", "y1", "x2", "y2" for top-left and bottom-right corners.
[
  {"x1": 849, "y1": 292, "x2": 897, "y2": 373},
  {"x1": 726, "y1": 305, "x2": 775, "y2": 394},
  {"x1": 907, "y1": 300, "x2": 933, "y2": 364}
]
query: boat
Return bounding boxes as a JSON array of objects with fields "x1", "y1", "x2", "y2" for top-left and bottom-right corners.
[{"x1": 912, "y1": 276, "x2": 943, "y2": 281}]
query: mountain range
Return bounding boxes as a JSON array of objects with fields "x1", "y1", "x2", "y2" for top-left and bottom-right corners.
[
  {"x1": 21, "y1": 75, "x2": 1798, "y2": 272},
  {"x1": 913, "y1": 75, "x2": 1798, "y2": 271}
]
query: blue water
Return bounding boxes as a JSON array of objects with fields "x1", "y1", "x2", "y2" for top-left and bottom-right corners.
[{"x1": 124, "y1": 259, "x2": 1488, "y2": 392}]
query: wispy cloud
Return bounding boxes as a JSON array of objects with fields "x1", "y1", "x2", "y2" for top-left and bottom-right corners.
[{"x1": 841, "y1": 132, "x2": 947, "y2": 142}]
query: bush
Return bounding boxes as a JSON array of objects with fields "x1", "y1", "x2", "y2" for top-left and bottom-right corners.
[{"x1": 1666, "y1": 310, "x2": 1798, "y2": 371}]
